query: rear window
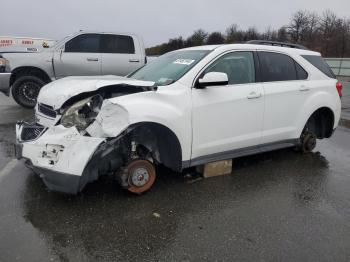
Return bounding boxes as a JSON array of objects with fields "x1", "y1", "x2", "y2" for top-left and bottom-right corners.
[
  {"x1": 101, "y1": 34, "x2": 135, "y2": 54},
  {"x1": 259, "y1": 52, "x2": 297, "y2": 82},
  {"x1": 302, "y1": 55, "x2": 336, "y2": 78}
]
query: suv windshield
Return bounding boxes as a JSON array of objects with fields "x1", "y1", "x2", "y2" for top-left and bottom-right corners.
[{"x1": 129, "y1": 50, "x2": 211, "y2": 86}]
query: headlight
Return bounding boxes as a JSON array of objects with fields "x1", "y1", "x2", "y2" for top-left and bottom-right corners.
[{"x1": 61, "y1": 95, "x2": 103, "y2": 130}]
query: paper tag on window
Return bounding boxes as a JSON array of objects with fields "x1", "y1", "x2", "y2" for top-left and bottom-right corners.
[{"x1": 173, "y1": 59, "x2": 195, "y2": 65}]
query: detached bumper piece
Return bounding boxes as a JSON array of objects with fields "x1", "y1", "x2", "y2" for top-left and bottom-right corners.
[{"x1": 15, "y1": 122, "x2": 106, "y2": 194}]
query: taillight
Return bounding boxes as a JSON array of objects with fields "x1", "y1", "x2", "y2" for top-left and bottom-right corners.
[{"x1": 336, "y1": 81, "x2": 343, "y2": 98}]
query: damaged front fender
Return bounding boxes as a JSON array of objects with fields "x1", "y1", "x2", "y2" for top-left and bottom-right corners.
[{"x1": 86, "y1": 100, "x2": 130, "y2": 138}]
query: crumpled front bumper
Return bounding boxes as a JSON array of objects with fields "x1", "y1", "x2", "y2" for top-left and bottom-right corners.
[{"x1": 15, "y1": 121, "x2": 105, "y2": 194}]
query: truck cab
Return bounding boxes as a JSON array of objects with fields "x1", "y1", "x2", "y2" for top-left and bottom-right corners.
[{"x1": 0, "y1": 31, "x2": 146, "y2": 108}]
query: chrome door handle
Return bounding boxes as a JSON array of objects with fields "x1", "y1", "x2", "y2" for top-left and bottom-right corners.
[
  {"x1": 299, "y1": 85, "x2": 310, "y2": 92},
  {"x1": 129, "y1": 59, "x2": 140, "y2": 63},
  {"x1": 247, "y1": 92, "x2": 262, "y2": 99},
  {"x1": 87, "y1": 58, "x2": 99, "y2": 62}
]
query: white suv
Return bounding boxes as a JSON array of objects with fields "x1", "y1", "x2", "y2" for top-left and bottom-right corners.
[{"x1": 15, "y1": 41, "x2": 342, "y2": 194}]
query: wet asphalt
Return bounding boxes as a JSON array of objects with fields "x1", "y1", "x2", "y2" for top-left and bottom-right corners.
[{"x1": 0, "y1": 84, "x2": 350, "y2": 262}]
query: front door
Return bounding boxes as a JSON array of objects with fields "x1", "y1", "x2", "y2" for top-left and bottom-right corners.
[
  {"x1": 53, "y1": 33, "x2": 102, "y2": 78},
  {"x1": 191, "y1": 51, "x2": 264, "y2": 161}
]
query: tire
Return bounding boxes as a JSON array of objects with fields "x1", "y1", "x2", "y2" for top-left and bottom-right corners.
[
  {"x1": 301, "y1": 132, "x2": 317, "y2": 153},
  {"x1": 11, "y1": 75, "x2": 45, "y2": 108}
]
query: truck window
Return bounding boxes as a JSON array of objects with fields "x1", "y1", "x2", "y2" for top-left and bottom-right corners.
[
  {"x1": 101, "y1": 35, "x2": 135, "y2": 54},
  {"x1": 65, "y1": 34, "x2": 100, "y2": 53},
  {"x1": 259, "y1": 52, "x2": 297, "y2": 82},
  {"x1": 302, "y1": 55, "x2": 336, "y2": 79}
]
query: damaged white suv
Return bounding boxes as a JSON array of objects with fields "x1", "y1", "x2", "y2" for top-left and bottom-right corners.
[{"x1": 15, "y1": 41, "x2": 342, "y2": 194}]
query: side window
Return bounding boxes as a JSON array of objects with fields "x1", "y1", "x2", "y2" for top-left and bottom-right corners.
[
  {"x1": 101, "y1": 34, "x2": 135, "y2": 54},
  {"x1": 204, "y1": 52, "x2": 255, "y2": 85},
  {"x1": 65, "y1": 34, "x2": 100, "y2": 53},
  {"x1": 259, "y1": 52, "x2": 297, "y2": 82},
  {"x1": 295, "y1": 62, "x2": 308, "y2": 80}
]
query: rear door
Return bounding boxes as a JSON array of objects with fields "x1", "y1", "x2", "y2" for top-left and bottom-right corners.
[
  {"x1": 100, "y1": 34, "x2": 142, "y2": 76},
  {"x1": 53, "y1": 33, "x2": 102, "y2": 78},
  {"x1": 258, "y1": 51, "x2": 310, "y2": 144}
]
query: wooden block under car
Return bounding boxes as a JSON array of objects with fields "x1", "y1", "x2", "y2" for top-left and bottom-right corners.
[{"x1": 196, "y1": 160, "x2": 233, "y2": 178}]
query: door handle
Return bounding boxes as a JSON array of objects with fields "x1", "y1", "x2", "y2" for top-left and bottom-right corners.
[
  {"x1": 247, "y1": 92, "x2": 262, "y2": 99},
  {"x1": 129, "y1": 59, "x2": 140, "y2": 63},
  {"x1": 299, "y1": 85, "x2": 310, "y2": 92},
  {"x1": 87, "y1": 58, "x2": 99, "y2": 62}
]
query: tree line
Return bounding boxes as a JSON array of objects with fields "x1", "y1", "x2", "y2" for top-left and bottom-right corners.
[{"x1": 146, "y1": 10, "x2": 350, "y2": 58}]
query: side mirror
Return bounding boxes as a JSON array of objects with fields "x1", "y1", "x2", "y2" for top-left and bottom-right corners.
[{"x1": 196, "y1": 72, "x2": 228, "y2": 88}]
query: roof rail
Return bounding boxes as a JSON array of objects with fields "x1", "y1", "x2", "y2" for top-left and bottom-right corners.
[{"x1": 246, "y1": 40, "x2": 309, "y2": 50}]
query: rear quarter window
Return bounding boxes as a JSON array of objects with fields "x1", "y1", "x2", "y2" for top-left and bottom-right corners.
[{"x1": 302, "y1": 55, "x2": 336, "y2": 79}]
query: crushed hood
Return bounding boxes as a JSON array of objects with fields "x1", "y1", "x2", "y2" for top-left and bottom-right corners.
[{"x1": 38, "y1": 75, "x2": 155, "y2": 109}]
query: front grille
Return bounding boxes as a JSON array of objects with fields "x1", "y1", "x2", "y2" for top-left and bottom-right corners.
[
  {"x1": 38, "y1": 103, "x2": 57, "y2": 118},
  {"x1": 20, "y1": 123, "x2": 46, "y2": 141}
]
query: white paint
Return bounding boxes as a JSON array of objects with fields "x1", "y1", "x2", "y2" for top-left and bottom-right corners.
[
  {"x1": 37, "y1": 76, "x2": 155, "y2": 110},
  {"x1": 19, "y1": 43, "x2": 342, "y2": 181},
  {"x1": 20, "y1": 126, "x2": 105, "y2": 177}
]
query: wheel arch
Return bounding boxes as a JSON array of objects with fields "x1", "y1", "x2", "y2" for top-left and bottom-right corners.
[
  {"x1": 10, "y1": 66, "x2": 51, "y2": 86},
  {"x1": 126, "y1": 121, "x2": 183, "y2": 172},
  {"x1": 301, "y1": 106, "x2": 335, "y2": 139}
]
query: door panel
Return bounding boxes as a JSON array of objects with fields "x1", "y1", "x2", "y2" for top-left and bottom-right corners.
[
  {"x1": 262, "y1": 81, "x2": 310, "y2": 143},
  {"x1": 54, "y1": 52, "x2": 101, "y2": 78},
  {"x1": 53, "y1": 34, "x2": 102, "y2": 78},
  {"x1": 101, "y1": 34, "x2": 142, "y2": 76},
  {"x1": 258, "y1": 51, "x2": 311, "y2": 143},
  {"x1": 191, "y1": 51, "x2": 264, "y2": 159},
  {"x1": 101, "y1": 53, "x2": 141, "y2": 76}
]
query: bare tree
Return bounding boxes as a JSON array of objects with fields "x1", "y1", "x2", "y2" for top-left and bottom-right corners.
[
  {"x1": 146, "y1": 9, "x2": 350, "y2": 57},
  {"x1": 207, "y1": 32, "x2": 225, "y2": 45},
  {"x1": 186, "y1": 29, "x2": 208, "y2": 46},
  {"x1": 288, "y1": 10, "x2": 310, "y2": 43},
  {"x1": 225, "y1": 24, "x2": 239, "y2": 43}
]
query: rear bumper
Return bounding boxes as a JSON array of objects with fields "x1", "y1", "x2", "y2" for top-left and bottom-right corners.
[
  {"x1": 15, "y1": 121, "x2": 106, "y2": 194},
  {"x1": 0, "y1": 72, "x2": 11, "y2": 95}
]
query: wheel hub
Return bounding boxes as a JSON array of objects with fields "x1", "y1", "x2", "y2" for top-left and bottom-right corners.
[
  {"x1": 22, "y1": 82, "x2": 40, "y2": 102},
  {"x1": 122, "y1": 159, "x2": 157, "y2": 194},
  {"x1": 131, "y1": 167, "x2": 150, "y2": 187}
]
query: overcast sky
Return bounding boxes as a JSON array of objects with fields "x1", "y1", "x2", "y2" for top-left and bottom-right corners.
[{"x1": 1, "y1": 0, "x2": 349, "y2": 47}]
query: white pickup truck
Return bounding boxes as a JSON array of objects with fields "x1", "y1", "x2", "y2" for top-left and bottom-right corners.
[{"x1": 0, "y1": 31, "x2": 146, "y2": 108}]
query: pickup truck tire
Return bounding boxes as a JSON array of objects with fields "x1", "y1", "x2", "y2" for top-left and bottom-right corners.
[{"x1": 12, "y1": 75, "x2": 45, "y2": 108}]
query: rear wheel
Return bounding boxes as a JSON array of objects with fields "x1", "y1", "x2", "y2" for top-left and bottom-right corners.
[
  {"x1": 125, "y1": 159, "x2": 156, "y2": 194},
  {"x1": 11, "y1": 75, "x2": 45, "y2": 108},
  {"x1": 300, "y1": 132, "x2": 317, "y2": 153}
]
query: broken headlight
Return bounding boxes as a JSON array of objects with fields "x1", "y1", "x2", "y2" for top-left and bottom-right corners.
[{"x1": 61, "y1": 95, "x2": 103, "y2": 131}]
